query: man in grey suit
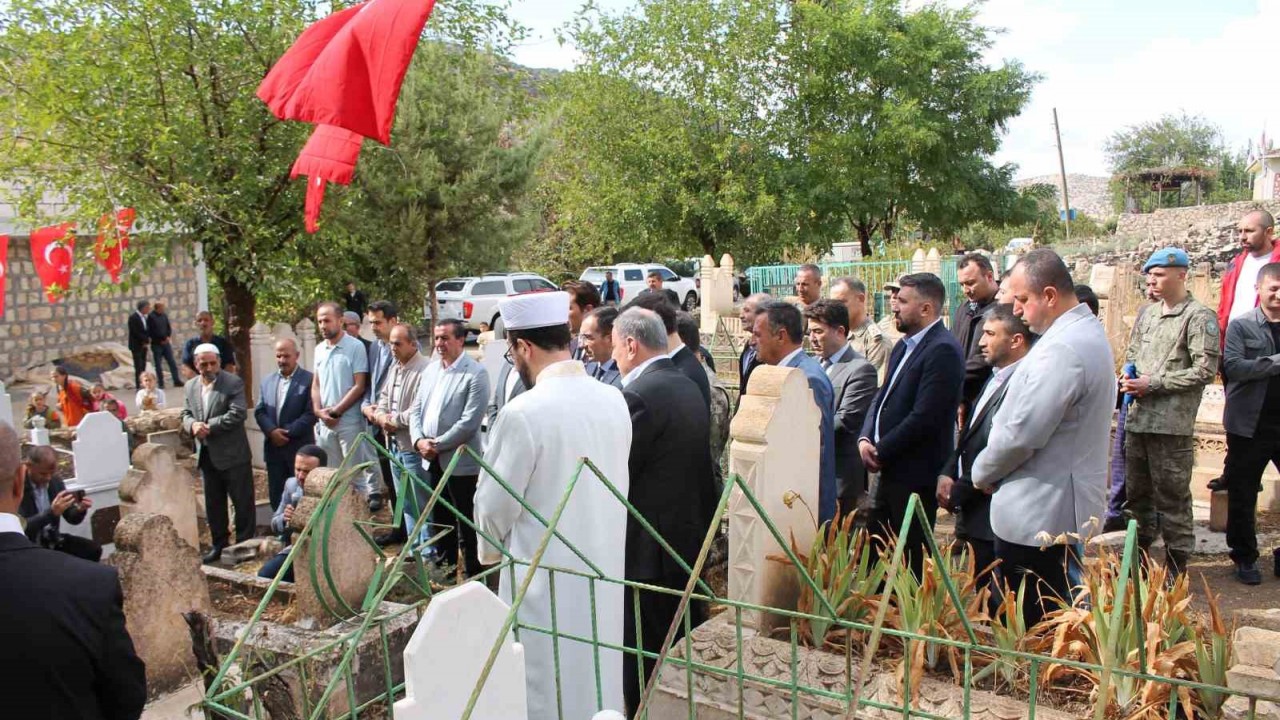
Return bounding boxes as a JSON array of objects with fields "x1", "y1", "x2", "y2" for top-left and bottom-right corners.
[
  {"x1": 409, "y1": 319, "x2": 491, "y2": 575},
  {"x1": 182, "y1": 343, "x2": 255, "y2": 564},
  {"x1": 370, "y1": 324, "x2": 431, "y2": 547},
  {"x1": 753, "y1": 301, "x2": 838, "y2": 523},
  {"x1": 1222, "y1": 262, "x2": 1280, "y2": 584},
  {"x1": 805, "y1": 299, "x2": 878, "y2": 518},
  {"x1": 973, "y1": 249, "x2": 1115, "y2": 628}
]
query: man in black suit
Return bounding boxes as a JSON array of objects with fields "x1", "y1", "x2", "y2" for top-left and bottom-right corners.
[
  {"x1": 0, "y1": 421, "x2": 147, "y2": 719},
  {"x1": 627, "y1": 292, "x2": 711, "y2": 406},
  {"x1": 183, "y1": 343, "x2": 255, "y2": 564},
  {"x1": 127, "y1": 299, "x2": 151, "y2": 389},
  {"x1": 952, "y1": 254, "x2": 1001, "y2": 417},
  {"x1": 254, "y1": 338, "x2": 316, "y2": 511},
  {"x1": 738, "y1": 293, "x2": 770, "y2": 395},
  {"x1": 858, "y1": 273, "x2": 965, "y2": 577},
  {"x1": 937, "y1": 304, "x2": 1033, "y2": 581},
  {"x1": 805, "y1": 300, "x2": 878, "y2": 519},
  {"x1": 20, "y1": 445, "x2": 102, "y2": 561},
  {"x1": 612, "y1": 308, "x2": 715, "y2": 715},
  {"x1": 147, "y1": 300, "x2": 182, "y2": 388}
]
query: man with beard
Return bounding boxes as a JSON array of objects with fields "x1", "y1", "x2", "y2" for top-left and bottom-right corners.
[
  {"x1": 474, "y1": 291, "x2": 631, "y2": 720},
  {"x1": 253, "y1": 338, "x2": 316, "y2": 510},
  {"x1": 858, "y1": 273, "x2": 964, "y2": 577},
  {"x1": 582, "y1": 306, "x2": 622, "y2": 387},
  {"x1": 1219, "y1": 209, "x2": 1280, "y2": 341},
  {"x1": 311, "y1": 302, "x2": 377, "y2": 509},
  {"x1": 952, "y1": 254, "x2": 1001, "y2": 416}
]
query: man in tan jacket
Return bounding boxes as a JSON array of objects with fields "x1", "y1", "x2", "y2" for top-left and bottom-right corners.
[{"x1": 371, "y1": 323, "x2": 430, "y2": 546}]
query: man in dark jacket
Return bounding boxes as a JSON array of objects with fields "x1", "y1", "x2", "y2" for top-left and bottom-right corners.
[
  {"x1": 127, "y1": 299, "x2": 151, "y2": 389},
  {"x1": 147, "y1": 300, "x2": 182, "y2": 388},
  {"x1": 253, "y1": 338, "x2": 316, "y2": 510},
  {"x1": 612, "y1": 307, "x2": 715, "y2": 715},
  {"x1": 951, "y1": 253, "x2": 1000, "y2": 415},
  {"x1": 19, "y1": 445, "x2": 101, "y2": 562},
  {"x1": 0, "y1": 421, "x2": 147, "y2": 720},
  {"x1": 859, "y1": 273, "x2": 965, "y2": 577},
  {"x1": 937, "y1": 305, "x2": 1032, "y2": 582}
]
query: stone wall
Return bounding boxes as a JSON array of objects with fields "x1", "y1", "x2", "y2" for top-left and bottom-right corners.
[
  {"x1": 0, "y1": 237, "x2": 200, "y2": 381},
  {"x1": 1115, "y1": 200, "x2": 1280, "y2": 258}
]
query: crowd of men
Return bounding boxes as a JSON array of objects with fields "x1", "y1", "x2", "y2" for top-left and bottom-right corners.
[{"x1": 6, "y1": 208, "x2": 1280, "y2": 718}]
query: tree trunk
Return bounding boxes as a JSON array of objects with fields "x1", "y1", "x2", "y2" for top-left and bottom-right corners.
[
  {"x1": 222, "y1": 275, "x2": 256, "y2": 405},
  {"x1": 855, "y1": 223, "x2": 874, "y2": 258}
]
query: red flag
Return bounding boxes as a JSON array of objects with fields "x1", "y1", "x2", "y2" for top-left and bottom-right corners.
[
  {"x1": 30, "y1": 223, "x2": 75, "y2": 303},
  {"x1": 257, "y1": 0, "x2": 437, "y2": 146},
  {"x1": 94, "y1": 207, "x2": 135, "y2": 283},
  {"x1": 291, "y1": 123, "x2": 364, "y2": 233},
  {"x1": 0, "y1": 235, "x2": 8, "y2": 315}
]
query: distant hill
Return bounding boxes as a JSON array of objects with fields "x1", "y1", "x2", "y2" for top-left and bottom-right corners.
[{"x1": 1015, "y1": 174, "x2": 1113, "y2": 220}]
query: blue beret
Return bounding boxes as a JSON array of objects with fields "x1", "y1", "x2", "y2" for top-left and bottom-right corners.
[{"x1": 1142, "y1": 247, "x2": 1189, "y2": 273}]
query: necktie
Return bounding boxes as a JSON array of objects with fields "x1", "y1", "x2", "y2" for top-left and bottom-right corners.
[{"x1": 820, "y1": 357, "x2": 831, "y2": 370}]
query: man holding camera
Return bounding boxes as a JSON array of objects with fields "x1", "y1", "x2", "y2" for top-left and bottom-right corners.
[{"x1": 20, "y1": 445, "x2": 101, "y2": 562}]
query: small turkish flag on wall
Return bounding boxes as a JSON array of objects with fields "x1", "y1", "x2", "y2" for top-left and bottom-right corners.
[
  {"x1": 95, "y1": 208, "x2": 135, "y2": 282},
  {"x1": 31, "y1": 223, "x2": 76, "y2": 302},
  {"x1": 0, "y1": 234, "x2": 8, "y2": 315}
]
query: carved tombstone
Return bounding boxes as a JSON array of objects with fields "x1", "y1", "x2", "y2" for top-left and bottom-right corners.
[
  {"x1": 0, "y1": 380, "x2": 13, "y2": 429},
  {"x1": 289, "y1": 467, "x2": 379, "y2": 628},
  {"x1": 296, "y1": 318, "x2": 317, "y2": 372},
  {"x1": 107, "y1": 512, "x2": 211, "y2": 696},
  {"x1": 120, "y1": 443, "x2": 200, "y2": 548},
  {"x1": 699, "y1": 253, "x2": 738, "y2": 333},
  {"x1": 393, "y1": 581, "x2": 527, "y2": 720},
  {"x1": 62, "y1": 411, "x2": 131, "y2": 554},
  {"x1": 727, "y1": 365, "x2": 821, "y2": 633}
]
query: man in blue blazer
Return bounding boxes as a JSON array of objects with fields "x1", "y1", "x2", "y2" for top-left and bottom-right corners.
[
  {"x1": 858, "y1": 273, "x2": 964, "y2": 578},
  {"x1": 752, "y1": 301, "x2": 837, "y2": 523},
  {"x1": 254, "y1": 338, "x2": 316, "y2": 510}
]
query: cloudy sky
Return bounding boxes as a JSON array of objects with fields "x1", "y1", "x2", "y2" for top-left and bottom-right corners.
[{"x1": 503, "y1": 0, "x2": 1276, "y2": 179}]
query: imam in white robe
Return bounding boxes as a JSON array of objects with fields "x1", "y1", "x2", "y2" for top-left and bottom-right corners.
[{"x1": 475, "y1": 360, "x2": 631, "y2": 720}]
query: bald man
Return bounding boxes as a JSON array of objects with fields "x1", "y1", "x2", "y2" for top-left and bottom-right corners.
[
  {"x1": 254, "y1": 338, "x2": 317, "y2": 510},
  {"x1": 0, "y1": 422, "x2": 147, "y2": 719}
]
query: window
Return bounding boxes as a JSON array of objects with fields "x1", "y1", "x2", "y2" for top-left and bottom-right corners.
[
  {"x1": 531, "y1": 278, "x2": 557, "y2": 291},
  {"x1": 471, "y1": 280, "x2": 506, "y2": 296},
  {"x1": 512, "y1": 279, "x2": 537, "y2": 293},
  {"x1": 436, "y1": 280, "x2": 467, "y2": 293},
  {"x1": 658, "y1": 268, "x2": 679, "y2": 282},
  {"x1": 623, "y1": 269, "x2": 643, "y2": 282}
]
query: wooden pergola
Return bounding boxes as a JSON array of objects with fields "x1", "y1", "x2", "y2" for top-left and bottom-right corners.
[{"x1": 1116, "y1": 165, "x2": 1218, "y2": 211}]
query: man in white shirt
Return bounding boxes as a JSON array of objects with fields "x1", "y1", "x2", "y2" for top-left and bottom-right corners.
[{"x1": 1219, "y1": 209, "x2": 1280, "y2": 343}]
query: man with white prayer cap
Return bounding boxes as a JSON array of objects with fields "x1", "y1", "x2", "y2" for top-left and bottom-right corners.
[{"x1": 475, "y1": 290, "x2": 632, "y2": 720}]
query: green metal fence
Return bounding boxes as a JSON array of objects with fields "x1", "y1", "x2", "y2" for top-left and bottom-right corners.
[
  {"x1": 197, "y1": 434, "x2": 1259, "y2": 720},
  {"x1": 747, "y1": 259, "x2": 966, "y2": 322}
]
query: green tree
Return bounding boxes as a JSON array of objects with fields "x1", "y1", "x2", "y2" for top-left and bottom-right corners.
[
  {"x1": 1105, "y1": 113, "x2": 1249, "y2": 210},
  {"x1": 780, "y1": 0, "x2": 1037, "y2": 255},
  {"x1": 330, "y1": 41, "x2": 547, "y2": 329}
]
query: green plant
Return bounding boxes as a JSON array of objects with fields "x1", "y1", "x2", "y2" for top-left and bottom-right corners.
[{"x1": 972, "y1": 580, "x2": 1029, "y2": 692}]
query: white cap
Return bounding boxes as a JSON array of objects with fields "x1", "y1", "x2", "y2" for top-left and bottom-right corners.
[
  {"x1": 193, "y1": 342, "x2": 221, "y2": 357},
  {"x1": 499, "y1": 291, "x2": 570, "y2": 331}
]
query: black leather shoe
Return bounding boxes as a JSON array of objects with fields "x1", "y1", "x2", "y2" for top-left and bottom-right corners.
[
  {"x1": 1101, "y1": 516, "x2": 1127, "y2": 534},
  {"x1": 1235, "y1": 561, "x2": 1263, "y2": 586},
  {"x1": 202, "y1": 545, "x2": 225, "y2": 565},
  {"x1": 1207, "y1": 476, "x2": 1226, "y2": 492},
  {"x1": 375, "y1": 530, "x2": 407, "y2": 547},
  {"x1": 368, "y1": 494, "x2": 384, "y2": 513}
]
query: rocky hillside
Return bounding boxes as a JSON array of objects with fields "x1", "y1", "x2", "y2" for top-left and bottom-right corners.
[{"x1": 1015, "y1": 174, "x2": 1113, "y2": 220}]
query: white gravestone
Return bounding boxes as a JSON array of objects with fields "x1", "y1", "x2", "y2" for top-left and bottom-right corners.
[
  {"x1": 63, "y1": 411, "x2": 131, "y2": 557},
  {"x1": 0, "y1": 380, "x2": 12, "y2": 429},
  {"x1": 394, "y1": 581, "x2": 527, "y2": 720},
  {"x1": 480, "y1": 338, "x2": 509, "y2": 410}
]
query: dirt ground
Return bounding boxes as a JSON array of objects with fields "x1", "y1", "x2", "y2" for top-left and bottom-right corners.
[{"x1": 1186, "y1": 509, "x2": 1280, "y2": 619}]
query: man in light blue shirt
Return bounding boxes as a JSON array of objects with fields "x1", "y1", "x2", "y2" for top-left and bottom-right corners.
[{"x1": 311, "y1": 301, "x2": 378, "y2": 509}]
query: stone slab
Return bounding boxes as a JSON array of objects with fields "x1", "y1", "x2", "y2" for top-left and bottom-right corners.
[
  {"x1": 1227, "y1": 664, "x2": 1280, "y2": 701},
  {"x1": 1210, "y1": 490, "x2": 1229, "y2": 533},
  {"x1": 1237, "y1": 609, "x2": 1280, "y2": 634},
  {"x1": 73, "y1": 411, "x2": 130, "y2": 490},
  {"x1": 393, "y1": 581, "x2": 527, "y2": 719},
  {"x1": 1235, "y1": 627, "x2": 1280, "y2": 670},
  {"x1": 289, "y1": 467, "x2": 378, "y2": 627}
]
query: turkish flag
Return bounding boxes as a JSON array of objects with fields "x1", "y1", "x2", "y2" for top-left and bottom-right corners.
[
  {"x1": 31, "y1": 223, "x2": 76, "y2": 303},
  {"x1": 0, "y1": 235, "x2": 8, "y2": 315},
  {"x1": 94, "y1": 207, "x2": 135, "y2": 283},
  {"x1": 257, "y1": 0, "x2": 437, "y2": 146},
  {"x1": 291, "y1": 124, "x2": 363, "y2": 232}
]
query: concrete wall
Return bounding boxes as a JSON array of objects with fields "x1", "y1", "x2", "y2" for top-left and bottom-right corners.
[
  {"x1": 1, "y1": 236, "x2": 200, "y2": 381},
  {"x1": 1115, "y1": 200, "x2": 1280, "y2": 242}
]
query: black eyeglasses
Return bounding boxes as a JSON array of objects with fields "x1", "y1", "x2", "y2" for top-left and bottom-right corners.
[{"x1": 504, "y1": 347, "x2": 514, "y2": 365}]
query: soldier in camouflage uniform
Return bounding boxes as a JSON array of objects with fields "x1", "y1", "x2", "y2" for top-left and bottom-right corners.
[{"x1": 1122, "y1": 247, "x2": 1221, "y2": 575}]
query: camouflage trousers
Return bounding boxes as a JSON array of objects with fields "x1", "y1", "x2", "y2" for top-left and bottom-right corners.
[{"x1": 1124, "y1": 432, "x2": 1196, "y2": 556}]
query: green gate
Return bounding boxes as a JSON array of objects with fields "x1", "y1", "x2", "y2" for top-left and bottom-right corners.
[{"x1": 746, "y1": 259, "x2": 965, "y2": 322}]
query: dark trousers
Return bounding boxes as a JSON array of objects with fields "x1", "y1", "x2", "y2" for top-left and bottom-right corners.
[
  {"x1": 257, "y1": 550, "x2": 294, "y2": 583},
  {"x1": 994, "y1": 538, "x2": 1071, "y2": 629},
  {"x1": 151, "y1": 342, "x2": 181, "y2": 388},
  {"x1": 265, "y1": 455, "x2": 293, "y2": 512},
  {"x1": 199, "y1": 454, "x2": 256, "y2": 547},
  {"x1": 623, "y1": 577, "x2": 706, "y2": 717},
  {"x1": 430, "y1": 459, "x2": 481, "y2": 577},
  {"x1": 373, "y1": 428, "x2": 395, "y2": 503},
  {"x1": 55, "y1": 533, "x2": 103, "y2": 563},
  {"x1": 130, "y1": 345, "x2": 149, "y2": 388},
  {"x1": 1225, "y1": 433, "x2": 1280, "y2": 565},
  {"x1": 869, "y1": 483, "x2": 938, "y2": 580},
  {"x1": 1106, "y1": 401, "x2": 1130, "y2": 520}
]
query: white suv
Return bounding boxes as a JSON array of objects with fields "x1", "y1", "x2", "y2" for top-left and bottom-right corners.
[
  {"x1": 426, "y1": 272, "x2": 559, "y2": 333},
  {"x1": 580, "y1": 263, "x2": 699, "y2": 311}
]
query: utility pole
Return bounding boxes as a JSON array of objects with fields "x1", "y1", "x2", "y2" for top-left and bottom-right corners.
[{"x1": 1053, "y1": 107, "x2": 1071, "y2": 242}]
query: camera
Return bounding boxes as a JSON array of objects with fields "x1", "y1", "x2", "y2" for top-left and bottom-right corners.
[{"x1": 38, "y1": 524, "x2": 65, "y2": 552}]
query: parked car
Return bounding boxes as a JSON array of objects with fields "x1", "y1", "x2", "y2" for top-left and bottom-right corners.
[
  {"x1": 1003, "y1": 237, "x2": 1035, "y2": 254},
  {"x1": 579, "y1": 263, "x2": 700, "y2": 311},
  {"x1": 425, "y1": 272, "x2": 558, "y2": 333}
]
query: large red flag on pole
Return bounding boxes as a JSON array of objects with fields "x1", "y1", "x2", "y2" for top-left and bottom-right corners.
[
  {"x1": 30, "y1": 223, "x2": 75, "y2": 302},
  {"x1": 94, "y1": 207, "x2": 135, "y2": 283},
  {"x1": 291, "y1": 124, "x2": 363, "y2": 233},
  {"x1": 0, "y1": 235, "x2": 8, "y2": 315},
  {"x1": 257, "y1": 0, "x2": 437, "y2": 146}
]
